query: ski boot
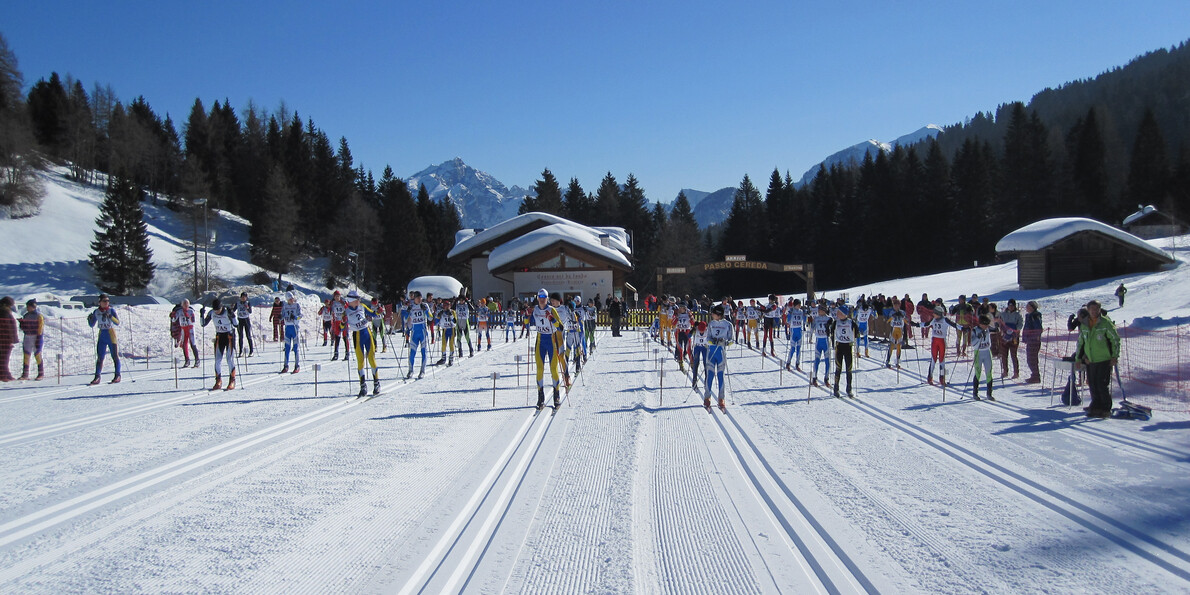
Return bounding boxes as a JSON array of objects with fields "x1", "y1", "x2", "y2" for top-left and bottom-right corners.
[
  {"x1": 331, "y1": 353, "x2": 339, "y2": 362},
  {"x1": 89, "y1": 375, "x2": 101, "y2": 386},
  {"x1": 292, "y1": 366, "x2": 300, "y2": 374},
  {"x1": 18, "y1": 366, "x2": 28, "y2": 381},
  {"x1": 183, "y1": 359, "x2": 191, "y2": 368},
  {"x1": 225, "y1": 371, "x2": 236, "y2": 390},
  {"x1": 848, "y1": 387, "x2": 855, "y2": 399},
  {"x1": 210, "y1": 374, "x2": 223, "y2": 391},
  {"x1": 435, "y1": 355, "x2": 446, "y2": 366},
  {"x1": 927, "y1": 376, "x2": 934, "y2": 385},
  {"x1": 373, "y1": 377, "x2": 381, "y2": 396},
  {"x1": 986, "y1": 382, "x2": 995, "y2": 401},
  {"x1": 811, "y1": 377, "x2": 818, "y2": 387},
  {"x1": 536, "y1": 387, "x2": 546, "y2": 411},
  {"x1": 939, "y1": 376, "x2": 947, "y2": 387},
  {"x1": 553, "y1": 386, "x2": 561, "y2": 409},
  {"x1": 834, "y1": 385, "x2": 841, "y2": 398},
  {"x1": 822, "y1": 377, "x2": 831, "y2": 388},
  {"x1": 417, "y1": 366, "x2": 425, "y2": 380},
  {"x1": 358, "y1": 378, "x2": 368, "y2": 398},
  {"x1": 718, "y1": 397, "x2": 726, "y2": 412},
  {"x1": 447, "y1": 356, "x2": 453, "y2": 367},
  {"x1": 35, "y1": 367, "x2": 44, "y2": 381},
  {"x1": 468, "y1": 347, "x2": 473, "y2": 358},
  {"x1": 703, "y1": 396, "x2": 712, "y2": 411},
  {"x1": 110, "y1": 374, "x2": 121, "y2": 384},
  {"x1": 865, "y1": 348, "x2": 870, "y2": 358},
  {"x1": 280, "y1": 364, "x2": 289, "y2": 374},
  {"x1": 972, "y1": 383, "x2": 981, "y2": 400},
  {"x1": 193, "y1": 360, "x2": 201, "y2": 368}
]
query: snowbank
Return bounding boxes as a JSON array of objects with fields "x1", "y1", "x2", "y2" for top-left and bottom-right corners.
[{"x1": 408, "y1": 276, "x2": 463, "y2": 298}]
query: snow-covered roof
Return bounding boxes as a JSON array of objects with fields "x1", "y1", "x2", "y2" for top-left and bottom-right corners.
[
  {"x1": 1123, "y1": 205, "x2": 1158, "y2": 227},
  {"x1": 995, "y1": 217, "x2": 1173, "y2": 262},
  {"x1": 407, "y1": 275, "x2": 463, "y2": 298},
  {"x1": 447, "y1": 212, "x2": 630, "y2": 261},
  {"x1": 455, "y1": 229, "x2": 479, "y2": 246},
  {"x1": 488, "y1": 223, "x2": 633, "y2": 272}
]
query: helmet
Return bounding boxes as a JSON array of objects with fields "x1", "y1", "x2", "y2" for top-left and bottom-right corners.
[{"x1": 537, "y1": 288, "x2": 548, "y2": 300}]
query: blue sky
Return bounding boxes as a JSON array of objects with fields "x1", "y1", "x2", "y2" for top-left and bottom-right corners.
[{"x1": 7, "y1": 1, "x2": 1190, "y2": 202}]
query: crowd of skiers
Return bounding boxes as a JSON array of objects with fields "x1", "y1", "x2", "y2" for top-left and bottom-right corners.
[
  {"x1": 644, "y1": 290, "x2": 1120, "y2": 418},
  {"x1": 0, "y1": 283, "x2": 1125, "y2": 419}
]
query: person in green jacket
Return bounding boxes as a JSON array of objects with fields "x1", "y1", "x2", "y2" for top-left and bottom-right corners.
[{"x1": 1076, "y1": 300, "x2": 1121, "y2": 418}]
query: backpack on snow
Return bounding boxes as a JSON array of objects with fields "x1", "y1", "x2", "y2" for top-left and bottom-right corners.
[{"x1": 1060, "y1": 356, "x2": 1082, "y2": 407}]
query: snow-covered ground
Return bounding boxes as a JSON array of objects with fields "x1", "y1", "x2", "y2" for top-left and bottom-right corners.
[{"x1": 1, "y1": 168, "x2": 1189, "y2": 592}]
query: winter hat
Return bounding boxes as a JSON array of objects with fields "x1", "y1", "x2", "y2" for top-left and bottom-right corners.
[
  {"x1": 537, "y1": 288, "x2": 548, "y2": 300},
  {"x1": 697, "y1": 321, "x2": 707, "y2": 332},
  {"x1": 711, "y1": 304, "x2": 725, "y2": 317},
  {"x1": 934, "y1": 306, "x2": 946, "y2": 317},
  {"x1": 549, "y1": 292, "x2": 562, "y2": 303},
  {"x1": 333, "y1": 290, "x2": 341, "y2": 297},
  {"x1": 978, "y1": 315, "x2": 991, "y2": 325},
  {"x1": 286, "y1": 291, "x2": 296, "y2": 300},
  {"x1": 346, "y1": 289, "x2": 360, "y2": 301},
  {"x1": 26, "y1": 298, "x2": 36, "y2": 307},
  {"x1": 837, "y1": 305, "x2": 850, "y2": 316}
]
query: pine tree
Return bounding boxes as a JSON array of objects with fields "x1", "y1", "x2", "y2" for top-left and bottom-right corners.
[
  {"x1": 26, "y1": 72, "x2": 69, "y2": 157},
  {"x1": 90, "y1": 174, "x2": 155, "y2": 294},
  {"x1": 0, "y1": 32, "x2": 42, "y2": 215},
  {"x1": 531, "y1": 168, "x2": 564, "y2": 215},
  {"x1": 1124, "y1": 108, "x2": 1170, "y2": 210},
  {"x1": 250, "y1": 165, "x2": 299, "y2": 277},
  {"x1": 562, "y1": 177, "x2": 594, "y2": 224},
  {"x1": 1066, "y1": 107, "x2": 1110, "y2": 219},
  {"x1": 593, "y1": 172, "x2": 620, "y2": 226},
  {"x1": 376, "y1": 166, "x2": 429, "y2": 299}
]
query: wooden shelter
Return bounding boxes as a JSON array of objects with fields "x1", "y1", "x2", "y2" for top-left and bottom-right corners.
[{"x1": 996, "y1": 218, "x2": 1175, "y2": 290}]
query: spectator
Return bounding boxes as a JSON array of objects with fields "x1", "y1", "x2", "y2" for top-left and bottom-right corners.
[
  {"x1": 1076, "y1": 300, "x2": 1120, "y2": 418},
  {"x1": 999, "y1": 299, "x2": 1023, "y2": 379},
  {"x1": 0, "y1": 297, "x2": 17, "y2": 381},
  {"x1": 594, "y1": 293, "x2": 603, "y2": 312},
  {"x1": 609, "y1": 297, "x2": 623, "y2": 336},
  {"x1": 1115, "y1": 283, "x2": 1127, "y2": 308},
  {"x1": 1022, "y1": 300, "x2": 1043, "y2": 383}
]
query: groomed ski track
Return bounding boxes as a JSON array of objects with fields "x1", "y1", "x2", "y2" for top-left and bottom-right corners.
[{"x1": 1, "y1": 329, "x2": 1188, "y2": 593}]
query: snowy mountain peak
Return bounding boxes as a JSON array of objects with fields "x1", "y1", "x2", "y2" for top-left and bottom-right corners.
[
  {"x1": 405, "y1": 159, "x2": 533, "y2": 228},
  {"x1": 796, "y1": 124, "x2": 943, "y2": 187}
]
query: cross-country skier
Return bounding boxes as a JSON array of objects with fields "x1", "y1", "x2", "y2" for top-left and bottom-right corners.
[
  {"x1": 235, "y1": 292, "x2": 255, "y2": 357},
  {"x1": 809, "y1": 304, "x2": 832, "y2": 387},
  {"x1": 784, "y1": 298, "x2": 806, "y2": 372},
  {"x1": 370, "y1": 298, "x2": 389, "y2": 353},
  {"x1": 926, "y1": 306, "x2": 958, "y2": 386},
  {"x1": 345, "y1": 290, "x2": 380, "y2": 396},
  {"x1": 950, "y1": 295, "x2": 974, "y2": 357},
  {"x1": 87, "y1": 294, "x2": 121, "y2": 385},
  {"x1": 201, "y1": 298, "x2": 238, "y2": 390},
  {"x1": 476, "y1": 298, "x2": 492, "y2": 351},
  {"x1": 173, "y1": 299, "x2": 199, "y2": 368},
  {"x1": 330, "y1": 291, "x2": 347, "y2": 360},
  {"x1": 761, "y1": 294, "x2": 781, "y2": 356},
  {"x1": 436, "y1": 301, "x2": 457, "y2": 367},
  {"x1": 268, "y1": 296, "x2": 283, "y2": 342},
  {"x1": 673, "y1": 302, "x2": 693, "y2": 371},
  {"x1": 884, "y1": 305, "x2": 915, "y2": 369},
  {"x1": 563, "y1": 296, "x2": 584, "y2": 372},
  {"x1": 405, "y1": 291, "x2": 431, "y2": 379},
  {"x1": 855, "y1": 299, "x2": 874, "y2": 358},
  {"x1": 827, "y1": 306, "x2": 859, "y2": 397},
  {"x1": 319, "y1": 299, "x2": 333, "y2": 346},
  {"x1": 745, "y1": 299, "x2": 761, "y2": 349},
  {"x1": 704, "y1": 305, "x2": 733, "y2": 411},
  {"x1": 531, "y1": 289, "x2": 564, "y2": 410},
  {"x1": 279, "y1": 291, "x2": 302, "y2": 374},
  {"x1": 970, "y1": 315, "x2": 996, "y2": 400},
  {"x1": 584, "y1": 298, "x2": 597, "y2": 352},
  {"x1": 455, "y1": 296, "x2": 474, "y2": 358},
  {"x1": 504, "y1": 299, "x2": 518, "y2": 343},
  {"x1": 690, "y1": 320, "x2": 709, "y2": 390},
  {"x1": 18, "y1": 298, "x2": 44, "y2": 380}
]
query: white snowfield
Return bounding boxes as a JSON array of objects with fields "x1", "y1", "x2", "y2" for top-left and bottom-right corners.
[{"x1": 1, "y1": 310, "x2": 1188, "y2": 593}]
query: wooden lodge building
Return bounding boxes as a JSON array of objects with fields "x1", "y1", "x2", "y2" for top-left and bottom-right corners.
[
  {"x1": 996, "y1": 217, "x2": 1175, "y2": 290},
  {"x1": 446, "y1": 212, "x2": 633, "y2": 305}
]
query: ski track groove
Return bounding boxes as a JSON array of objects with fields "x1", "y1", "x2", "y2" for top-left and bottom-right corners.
[
  {"x1": 0, "y1": 341, "x2": 523, "y2": 592},
  {"x1": 726, "y1": 338, "x2": 1190, "y2": 589}
]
